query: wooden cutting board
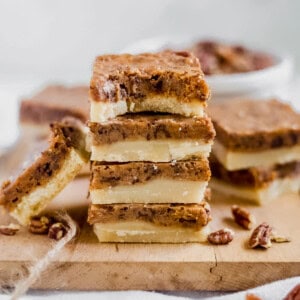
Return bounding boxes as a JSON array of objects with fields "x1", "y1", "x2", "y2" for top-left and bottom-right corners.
[{"x1": 0, "y1": 146, "x2": 300, "y2": 291}]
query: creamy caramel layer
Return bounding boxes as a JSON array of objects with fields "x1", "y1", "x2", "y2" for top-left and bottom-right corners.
[
  {"x1": 91, "y1": 140, "x2": 211, "y2": 162},
  {"x1": 93, "y1": 222, "x2": 210, "y2": 243},
  {"x1": 210, "y1": 177, "x2": 300, "y2": 205},
  {"x1": 213, "y1": 140, "x2": 300, "y2": 170},
  {"x1": 90, "y1": 179, "x2": 208, "y2": 204}
]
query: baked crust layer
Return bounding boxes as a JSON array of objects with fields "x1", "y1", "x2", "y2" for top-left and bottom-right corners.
[
  {"x1": 93, "y1": 222, "x2": 210, "y2": 243},
  {"x1": 0, "y1": 119, "x2": 89, "y2": 213},
  {"x1": 88, "y1": 200, "x2": 211, "y2": 229},
  {"x1": 90, "y1": 51, "x2": 210, "y2": 105},
  {"x1": 208, "y1": 99, "x2": 300, "y2": 151},
  {"x1": 89, "y1": 113, "x2": 215, "y2": 144},
  {"x1": 210, "y1": 155, "x2": 300, "y2": 188},
  {"x1": 90, "y1": 159, "x2": 210, "y2": 189},
  {"x1": 20, "y1": 85, "x2": 89, "y2": 124}
]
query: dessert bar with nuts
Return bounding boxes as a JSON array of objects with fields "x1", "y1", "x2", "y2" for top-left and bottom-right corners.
[
  {"x1": 90, "y1": 159, "x2": 210, "y2": 204},
  {"x1": 208, "y1": 99, "x2": 300, "y2": 204},
  {"x1": 89, "y1": 113, "x2": 215, "y2": 162},
  {"x1": 0, "y1": 119, "x2": 89, "y2": 225},
  {"x1": 88, "y1": 193, "x2": 211, "y2": 243},
  {"x1": 88, "y1": 51, "x2": 214, "y2": 243},
  {"x1": 89, "y1": 51, "x2": 210, "y2": 122}
]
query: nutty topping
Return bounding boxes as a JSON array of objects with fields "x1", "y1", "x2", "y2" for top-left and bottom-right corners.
[
  {"x1": 48, "y1": 222, "x2": 68, "y2": 241},
  {"x1": 232, "y1": 205, "x2": 256, "y2": 230},
  {"x1": 284, "y1": 284, "x2": 300, "y2": 300},
  {"x1": 29, "y1": 215, "x2": 53, "y2": 234},
  {"x1": 208, "y1": 228, "x2": 234, "y2": 245},
  {"x1": 248, "y1": 222, "x2": 272, "y2": 249},
  {"x1": 0, "y1": 223, "x2": 20, "y2": 236}
]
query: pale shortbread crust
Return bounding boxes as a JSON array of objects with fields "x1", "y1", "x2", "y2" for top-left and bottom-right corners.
[
  {"x1": 90, "y1": 179, "x2": 208, "y2": 204},
  {"x1": 213, "y1": 140, "x2": 300, "y2": 171},
  {"x1": 93, "y1": 221, "x2": 210, "y2": 243},
  {"x1": 90, "y1": 97, "x2": 205, "y2": 122},
  {"x1": 10, "y1": 148, "x2": 86, "y2": 225},
  {"x1": 210, "y1": 177, "x2": 300, "y2": 205},
  {"x1": 91, "y1": 140, "x2": 212, "y2": 162}
]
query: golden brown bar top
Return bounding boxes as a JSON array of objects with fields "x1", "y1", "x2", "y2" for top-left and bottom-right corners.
[
  {"x1": 208, "y1": 99, "x2": 300, "y2": 152},
  {"x1": 90, "y1": 51, "x2": 210, "y2": 104}
]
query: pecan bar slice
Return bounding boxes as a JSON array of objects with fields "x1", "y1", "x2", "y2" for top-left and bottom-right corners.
[
  {"x1": 90, "y1": 51, "x2": 210, "y2": 122},
  {"x1": 0, "y1": 119, "x2": 89, "y2": 225}
]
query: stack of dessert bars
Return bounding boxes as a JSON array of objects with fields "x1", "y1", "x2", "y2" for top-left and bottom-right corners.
[{"x1": 86, "y1": 51, "x2": 215, "y2": 243}]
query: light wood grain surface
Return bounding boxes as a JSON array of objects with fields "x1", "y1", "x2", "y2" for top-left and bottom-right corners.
[{"x1": 0, "y1": 146, "x2": 299, "y2": 291}]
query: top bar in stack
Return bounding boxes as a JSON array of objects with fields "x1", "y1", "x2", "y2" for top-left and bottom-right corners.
[
  {"x1": 89, "y1": 51, "x2": 210, "y2": 122},
  {"x1": 208, "y1": 99, "x2": 300, "y2": 204}
]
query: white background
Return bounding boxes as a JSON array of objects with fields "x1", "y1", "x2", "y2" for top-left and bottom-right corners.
[{"x1": 0, "y1": 0, "x2": 300, "y2": 82}]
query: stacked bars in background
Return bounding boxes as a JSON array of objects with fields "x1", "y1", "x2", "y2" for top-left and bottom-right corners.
[
  {"x1": 209, "y1": 99, "x2": 300, "y2": 204},
  {"x1": 87, "y1": 51, "x2": 215, "y2": 243},
  {"x1": 20, "y1": 85, "x2": 89, "y2": 141}
]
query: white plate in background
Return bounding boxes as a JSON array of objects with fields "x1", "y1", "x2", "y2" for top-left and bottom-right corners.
[{"x1": 122, "y1": 36, "x2": 294, "y2": 103}]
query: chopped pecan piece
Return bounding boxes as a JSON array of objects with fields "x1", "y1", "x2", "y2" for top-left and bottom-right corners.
[
  {"x1": 29, "y1": 215, "x2": 53, "y2": 234},
  {"x1": 249, "y1": 222, "x2": 272, "y2": 249},
  {"x1": 284, "y1": 283, "x2": 300, "y2": 300},
  {"x1": 232, "y1": 205, "x2": 256, "y2": 230},
  {"x1": 48, "y1": 222, "x2": 68, "y2": 240},
  {"x1": 0, "y1": 223, "x2": 20, "y2": 236},
  {"x1": 271, "y1": 232, "x2": 291, "y2": 243},
  {"x1": 208, "y1": 228, "x2": 234, "y2": 245}
]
